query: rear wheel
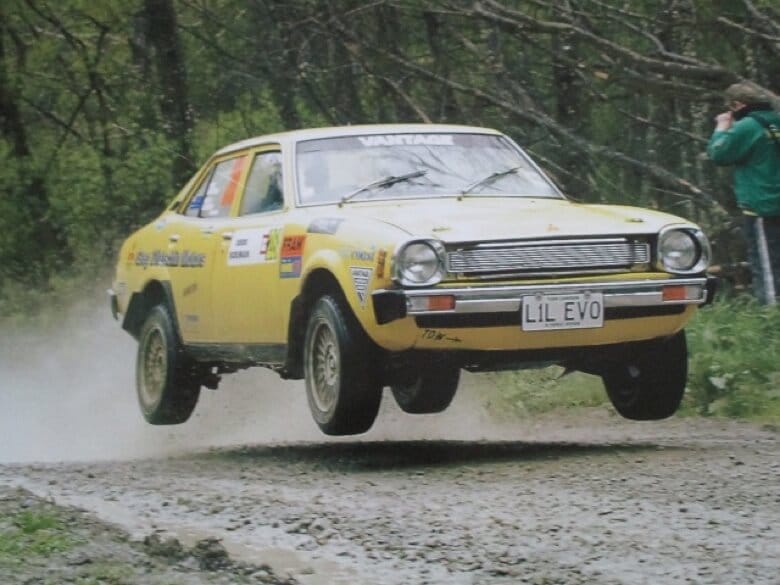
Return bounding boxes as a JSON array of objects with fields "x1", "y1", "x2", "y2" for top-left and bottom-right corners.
[
  {"x1": 304, "y1": 295, "x2": 382, "y2": 435},
  {"x1": 391, "y1": 360, "x2": 460, "y2": 414},
  {"x1": 601, "y1": 331, "x2": 687, "y2": 421},
  {"x1": 136, "y1": 304, "x2": 200, "y2": 425}
]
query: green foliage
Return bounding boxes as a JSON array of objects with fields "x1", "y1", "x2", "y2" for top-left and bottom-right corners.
[
  {"x1": 0, "y1": 510, "x2": 74, "y2": 560},
  {"x1": 0, "y1": 159, "x2": 35, "y2": 279},
  {"x1": 488, "y1": 299, "x2": 780, "y2": 423},
  {"x1": 46, "y1": 133, "x2": 176, "y2": 269},
  {"x1": 685, "y1": 297, "x2": 780, "y2": 420},
  {"x1": 14, "y1": 511, "x2": 59, "y2": 534},
  {"x1": 0, "y1": 143, "x2": 60, "y2": 283},
  {"x1": 488, "y1": 367, "x2": 607, "y2": 418},
  {"x1": 193, "y1": 91, "x2": 288, "y2": 158},
  {"x1": 0, "y1": 262, "x2": 111, "y2": 325},
  {"x1": 2, "y1": 0, "x2": 775, "y2": 292}
]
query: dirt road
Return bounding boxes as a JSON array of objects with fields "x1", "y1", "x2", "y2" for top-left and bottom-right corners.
[
  {"x1": 1, "y1": 307, "x2": 779, "y2": 584},
  {"x1": 2, "y1": 404, "x2": 778, "y2": 585}
]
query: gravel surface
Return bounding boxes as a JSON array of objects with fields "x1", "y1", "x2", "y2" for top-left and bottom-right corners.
[
  {"x1": 0, "y1": 485, "x2": 298, "y2": 584},
  {"x1": 1, "y1": 407, "x2": 778, "y2": 585}
]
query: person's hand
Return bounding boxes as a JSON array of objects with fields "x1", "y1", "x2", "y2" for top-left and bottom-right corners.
[{"x1": 715, "y1": 111, "x2": 733, "y2": 131}]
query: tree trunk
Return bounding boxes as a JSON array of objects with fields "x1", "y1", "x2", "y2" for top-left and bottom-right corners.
[
  {"x1": 0, "y1": 8, "x2": 65, "y2": 279},
  {"x1": 250, "y1": 0, "x2": 302, "y2": 130},
  {"x1": 0, "y1": 10, "x2": 29, "y2": 157},
  {"x1": 423, "y1": 11, "x2": 459, "y2": 122},
  {"x1": 375, "y1": 4, "x2": 416, "y2": 121},
  {"x1": 143, "y1": 0, "x2": 195, "y2": 186},
  {"x1": 550, "y1": 1, "x2": 591, "y2": 198}
]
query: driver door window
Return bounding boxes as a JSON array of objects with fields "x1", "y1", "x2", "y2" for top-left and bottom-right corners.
[{"x1": 240, "y1": 151, "x2": 284, "y2": 215}]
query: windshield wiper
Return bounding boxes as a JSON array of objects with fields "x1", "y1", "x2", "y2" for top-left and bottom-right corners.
[
  {"x1": 460, "y1": 166, "x2": 520, "y2": 195},
  {"x1": 340, "y1": 169, "x2": 428, "y2": 205}
]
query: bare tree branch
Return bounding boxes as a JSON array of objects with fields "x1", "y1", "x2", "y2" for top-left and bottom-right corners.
[
  {"x1": 717, "y1": 16, "x2": 780, "y2": 54},
  {"x1": 328, "y1": 13, "x2": 715, "y2": 203},
  {"x1": 473, "y1": 0, "x2": 738, "y2": 82}
]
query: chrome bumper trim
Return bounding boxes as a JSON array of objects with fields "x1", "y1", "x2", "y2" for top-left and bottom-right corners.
[{"x1": 374, "y1": 277, "x2": 710, "y2": 316}]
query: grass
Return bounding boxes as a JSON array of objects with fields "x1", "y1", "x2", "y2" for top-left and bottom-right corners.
[
  {"x1": 0, "y1": 264, "x2": 112, "y2": 328},
  {"x1": 685, "y1": 295, "x2": 780, "y2": 421},
  {"x1": 0, "y1": 509, "x2": 75, "y2": 561},
  {"x1": 487, "y1": 367, "x2": 607, "y2": 419},
  {"x1": 490, "y1": 295, "x2": 780, "y2": 423}
]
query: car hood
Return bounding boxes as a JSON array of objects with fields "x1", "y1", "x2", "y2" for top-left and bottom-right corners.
[{"x1": 337, "y1": 197, "x2": 689, "y2": 243}]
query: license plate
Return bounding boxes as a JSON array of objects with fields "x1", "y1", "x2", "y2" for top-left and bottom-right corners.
[{"x1": 521, "y1": 293, "x2": 604, "y2": 331}]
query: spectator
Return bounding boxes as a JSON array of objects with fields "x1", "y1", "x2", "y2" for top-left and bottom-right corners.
[{"x1": 708, "y1": 82, "x2": 780, "y2": 305}]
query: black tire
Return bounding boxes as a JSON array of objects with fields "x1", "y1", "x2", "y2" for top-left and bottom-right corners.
[
  {"x1": 391, "y1": 361, "x2": 460, "y2": 414},
  {"x1": 303, "y1": 295, "x2": 382, "y2": 436},
  {"x1": 136, "y1": 304, "x2": 200, "y2": 425},
  {"x1": 601, "y1": 331, "x2": 688, "y2": 421}
]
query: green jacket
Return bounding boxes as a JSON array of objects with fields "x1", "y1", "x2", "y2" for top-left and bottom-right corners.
[{"x1": 707, "y1": 109, "x2": 780, "y2": 217}]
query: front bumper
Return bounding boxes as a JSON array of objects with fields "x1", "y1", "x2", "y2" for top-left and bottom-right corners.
[{"x1": 373, "y1": 276, "x2": 717, "y2": 325}]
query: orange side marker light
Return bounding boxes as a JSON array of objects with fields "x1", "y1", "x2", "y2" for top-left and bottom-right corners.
[{"x1": 428, "y1": 295, "x2": 456, "y2": 311}]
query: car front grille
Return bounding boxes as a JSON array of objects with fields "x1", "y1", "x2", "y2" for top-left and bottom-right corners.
[{"x1": 446, "y1": 238, "x2": 650, "y2": 278}]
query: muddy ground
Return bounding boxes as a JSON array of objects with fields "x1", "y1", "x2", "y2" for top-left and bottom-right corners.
[{"x1": 1, "y1": 306, "x2": 779, "y2": 584}]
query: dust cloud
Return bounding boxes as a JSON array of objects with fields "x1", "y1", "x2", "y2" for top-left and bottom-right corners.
[{"x1": 0, "y1": 293, "x2": 514, "y2": 465}]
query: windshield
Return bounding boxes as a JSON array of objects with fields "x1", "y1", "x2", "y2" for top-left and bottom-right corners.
[{"x1": 295, "y1": 133, "x2": 561, "y2": 205}]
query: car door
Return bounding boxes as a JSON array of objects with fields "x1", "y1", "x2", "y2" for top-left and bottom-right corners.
[
  {"x1": 210, "y1": 148, "x2": 286, "y2": 344},
  {"x1": 172, "y1": 152, "x2": 250, "y2": 342}
]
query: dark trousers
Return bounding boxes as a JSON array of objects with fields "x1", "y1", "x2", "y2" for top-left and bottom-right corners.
[{"x1": 743, "y1": 215, "x2": 780, "y2": 305}]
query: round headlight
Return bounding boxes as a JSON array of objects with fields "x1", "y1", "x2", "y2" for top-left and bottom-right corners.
[
  {"x1": 397, "y1": 241, "x2": 444, "y2": 285},
  {"x1": 657, "y1": 228, "x2": 710, "y2": 273}
]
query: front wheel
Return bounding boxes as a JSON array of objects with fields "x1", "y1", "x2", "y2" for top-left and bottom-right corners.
[
  {"x1": 136, "y1": 304, "x2": 200, "y2": 425},
  {"x1": 303, "y1": 295, "x2": 382, "y2": 436},
  {"x1": 601, "y1": 331, "x2": 687, "y2": 421}
]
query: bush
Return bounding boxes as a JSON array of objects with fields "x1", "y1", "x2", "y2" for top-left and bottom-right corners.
[
  {"x1": 488, "y1": 296, "x2": 780, "y2": 423},
  {"x1": 685, "y1": 296, "x2": 780, "y2": 420}
]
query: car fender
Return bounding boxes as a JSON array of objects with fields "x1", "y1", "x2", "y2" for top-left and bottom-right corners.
[
  {"x1": 279, "y1": 248, "x2": 350, "y2": 379},
  {"x1": 301, "y1": 247, "x2": 354, "y2": 305},
  {"x1": 299, "y1": 240, "x2": 420, "y2": 351},
  {"x1": 122, "y1": 279, "x2": 179, "y2": 340}
]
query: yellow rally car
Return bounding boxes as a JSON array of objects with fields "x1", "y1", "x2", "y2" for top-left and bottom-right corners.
[{"x1": 110, "y1": 124, "x2": 717, "y2": 435}]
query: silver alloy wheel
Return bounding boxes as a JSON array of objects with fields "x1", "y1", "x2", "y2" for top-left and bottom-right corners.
[
  {"x1": 308, "y1": 319, "x2": 340, "y2": 413},
  {"x1": 139, "y1": 326, "x2": 167, "y2": 409}
]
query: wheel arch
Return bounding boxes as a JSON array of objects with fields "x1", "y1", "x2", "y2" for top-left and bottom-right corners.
[
  {"x1": 283, "y1": 268, "x2": 348, "y2": 379},
  {"x1": 122, "y1": 280, "x2": 179, "y2": 340}
]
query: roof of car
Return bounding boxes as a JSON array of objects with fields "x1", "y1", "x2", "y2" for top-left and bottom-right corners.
[{"x1": 214, "y1": 123, "x2": 503, "y2": 157}]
